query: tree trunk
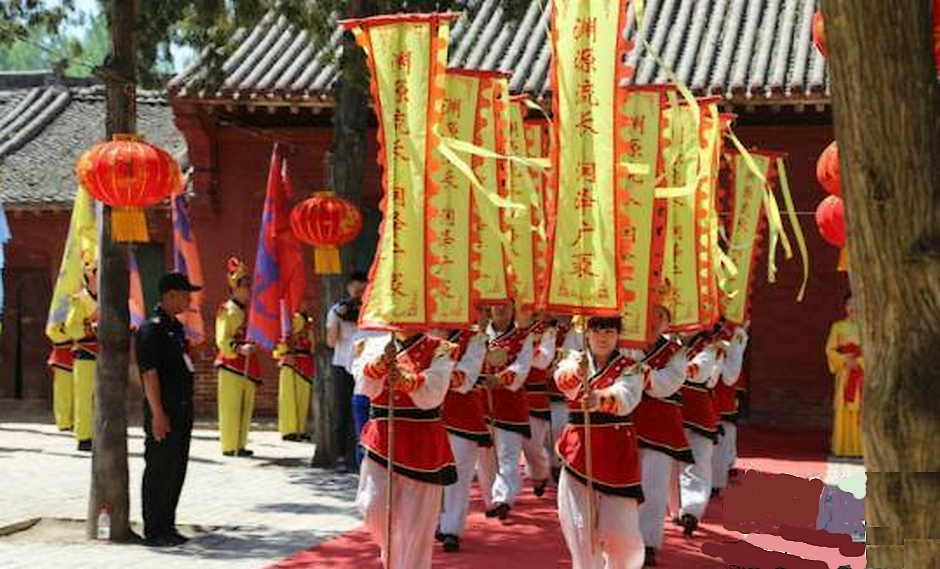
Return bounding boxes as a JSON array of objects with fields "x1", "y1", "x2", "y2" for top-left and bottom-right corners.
[
  {"x1": 310, "y1": 0, "x2": 373, "y2": 468},
  {"x1": 86, "y1": 0, "x2": 137, "y2": 542},
  {"x1": 823, "y1": 1, "x2": 940, "y2": 567}
]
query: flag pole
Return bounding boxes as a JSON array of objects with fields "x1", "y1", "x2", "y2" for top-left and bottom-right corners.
[{"x1": 580, "y1": 329, "x2": 598, "y2": 554}]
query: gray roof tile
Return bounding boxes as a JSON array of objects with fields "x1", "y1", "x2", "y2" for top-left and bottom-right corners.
[{"x1": 169, "y1": 0, "x2": 829, "y2": 104}]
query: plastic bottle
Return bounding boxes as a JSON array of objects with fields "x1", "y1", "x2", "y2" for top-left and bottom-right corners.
[{"x1": 96, "y1": 507, "x2": 111, "y2": 541}]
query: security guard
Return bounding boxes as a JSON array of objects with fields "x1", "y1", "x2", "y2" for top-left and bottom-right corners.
[{"x1": 137, "y1": 272, "x2": 201, "y2": 547}]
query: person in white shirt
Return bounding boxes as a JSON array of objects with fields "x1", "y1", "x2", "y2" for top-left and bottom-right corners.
[{"x1": 326, "y1": 271, "x2": 368, "y2": 470}]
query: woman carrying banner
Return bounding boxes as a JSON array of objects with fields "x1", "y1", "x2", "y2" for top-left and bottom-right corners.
[
  {"x1": 64, "y1": 259, "x2": 98, "y2": 452},
  {"x1": 215, "y1": 257, "x2": 260, "y2": 457},
  {"x1": 711, "y1": 322, "x2": 749, "y2": 494},
  {"x1": 825, "y1": 293, "x2": 864, "y2": 458},
  {"x1": 276, "y1": 310, "x2": 315, "y2": 441},
  {"x1": 351, "y1": 330, "x2": 457, "y2": 569},
  {"x1": 554, "y1": 316, "x2": 646, "y2": 569}
]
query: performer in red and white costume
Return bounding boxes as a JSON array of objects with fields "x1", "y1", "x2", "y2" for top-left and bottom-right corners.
[
  {"x1": 677, "y1": 328, "x2": 725, "y2": 537},
  {"x1": 434, "y1": 326, "x2": 488, "y2": 552},
  {"x1": 555, "y1": 316, "x2": 646, "y2": 569},
  {"x1": 519, "y1": 309, "x2": 556, "y2": 497},
  {"x1": 546, "y1": 316, "x2": 582, "y2": 480},
  {"x1": 711, "y1": 322, "x2": 749, "y2": 493},
  {"x1": 481, "y1": 302, "x2": 534, "y2": 520},
  {"x1": 351, "y1": 331, "x2": 458, "y2": 569},
  {"x1": 632, "y1": 305, "x2": 689, "y2": 567}
]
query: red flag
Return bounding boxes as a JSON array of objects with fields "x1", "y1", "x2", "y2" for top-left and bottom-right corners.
[
  {"x1": 247, "y1": 145, "x2": 306, "y2": 350},
  {"x1": 129, "y1": 250, "x2": 145, "y2": 330},
  {"x1": 172, "y1": 171, "x2": 206, "y2": 344}
]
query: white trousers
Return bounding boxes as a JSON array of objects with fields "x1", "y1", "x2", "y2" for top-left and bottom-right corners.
[
  {"x1": 638, "y1": 448, "x2": 674, "y2": 549},
  {"x1": 522, "y1": 416, "x2": 552, "y2": 483},
  {"x1": 679, "y1": 429, "x2": 714, "y2": 521},
  {"x1": 712, "y1": 421, "x2": 737, "y2": 489},
  {"x1": 557, "y1": 469, "x2": 645, "y2": 569},
  {"x1": 440, "y1": 434, "x2": 478, "y2": 536},
  {"x1": 476, "y1": 441, "x2": 498, "y2": 511},
  {"x1": 357, "y1": 457, "x2": 443, "y2": 569},
  {"x1": 548, "y1": 400, "x2": 568, "y2": 469},
  {"x1": 491, "y1": 427, "x2": 524, "y2": 505}
]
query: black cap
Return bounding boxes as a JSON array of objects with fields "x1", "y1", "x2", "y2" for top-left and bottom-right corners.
[
  {"x1": 586, "y1": 316, "x2": 623, "y2": 332},
  {"x1": 159, "y1": 272, "x2": 202, "y2": 295}
]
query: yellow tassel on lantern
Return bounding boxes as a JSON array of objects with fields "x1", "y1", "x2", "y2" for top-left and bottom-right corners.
[
  {"x1": 314, "y1": 246, "x2": 341, "y2": 274},
  {"x1": 837, "y1": 247, "x2": 849, "y2": 272},
  {"x1": 111, "y1": 207, "x2": 150, "y2": 242}
]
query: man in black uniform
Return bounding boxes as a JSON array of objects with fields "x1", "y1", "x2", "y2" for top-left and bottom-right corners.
[{"x1": 137, "y1": 272, "x2": 201, "y2": 547}]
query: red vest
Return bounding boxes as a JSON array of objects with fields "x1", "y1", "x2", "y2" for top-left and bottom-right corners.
[
  {"x1": 279, "y1": 335, "x2": 315, "y2": 381},
  {"x1": 48, "y1": 343, "x2": 74, "y2": 372},
  {"x1": 556, "y1": 354, "x2": 643, "y2": 500},
  {"x1": 215, "y1": 320, "x2": 262, "y2": 383},
  {"x1": 73, "y1": 336, "x2": 98, "y2": 360},
  {"x1": 713, "y1": 381, "x2": 739, "y2": 421},
  {"x1": 484, "y1": 326, "x2": 531, "y2": 438},
  {"x1": 525, "y1": 321, "x2": 552, "y2": 421},
  {"x1": 442, "y1": 330, "x2": 492, "y2": 446},
  {"x1": 359, "y1": 335, "x2": 457, "y2": 485},
  {"x1": 680, "y1": 337, "x2": 720, "y2": 441},
  {"x1": 634, "y1": 338, "x2": 694, "y2": 463}
]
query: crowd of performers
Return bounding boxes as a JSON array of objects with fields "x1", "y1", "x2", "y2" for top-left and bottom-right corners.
[{"x1": 350, "y1": 295, "x2": 749, "y2": 569}]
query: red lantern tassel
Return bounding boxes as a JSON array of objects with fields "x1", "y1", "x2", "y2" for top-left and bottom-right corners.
[
  {"x1": 837, "y1": 247, "x2": 849, "y2": 272},
  {"x1": 314, "y1": 246, "x2": 341, "y2": 274},
  {"x1": 112, "y1": 207, "x2": 150, "y2": 242}
]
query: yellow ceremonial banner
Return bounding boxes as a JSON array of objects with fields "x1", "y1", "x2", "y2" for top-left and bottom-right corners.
[
  {"x1": 47, "y1": 186, "x2": 98, "y2": 332},
  {"x1": 524, "y1": 116, "x2": 552, "y2": 309},
  {"x1": 505, "y1": 96, "x2": 545, "y2": 309},
  {"x1": 343, "y1": 14, "x2": 454, "y2": 329},
  {"x1": 722, "y1": 150, "x2": 782, "y2": 324},
  {"x1": 617, "y1": 87, "x2": 668, "y2": 348},
  {"x1": 548, "y1": 0, "x2": 635, "y2": 316},
  {"x1": 424, "y1": 70, "x2": 483, "y2": 327},
  {"x1": 659, "y1": 96, "x2": 724, "y2": 331},
  {"x1": 470, "y1": 73, "x2": 513, "y2": 305}
]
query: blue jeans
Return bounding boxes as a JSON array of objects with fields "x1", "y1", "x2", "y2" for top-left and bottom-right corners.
[{"x1": 352, "y1": 394, "x2": 371, "y2": 467}]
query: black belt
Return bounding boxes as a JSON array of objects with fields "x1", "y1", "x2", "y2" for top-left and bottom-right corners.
[
  {"x1": 526, "y1": 383, "x2": 549, "y2": 393},
  {"x1": 370, "y1": 406, "x2": 441, "y2": 421},
  {"x1": 568, "y1": 411, "x2": 633, "y2": 426}
]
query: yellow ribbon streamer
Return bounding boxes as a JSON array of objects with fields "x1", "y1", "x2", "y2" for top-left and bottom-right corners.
[
  {"x1": 776, "y1": 157, "x2": 809, "y2": 302},
  {"x1": 435, "y1": 140, "x2": 525, "y2": 210},
  {"x1": 441, "y1": 136, "x2": 550, "y2": 170}
]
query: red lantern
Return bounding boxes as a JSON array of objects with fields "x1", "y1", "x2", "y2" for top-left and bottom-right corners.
[
  {"x1": 813, "y1": 11, "x2": 827, "y2": 58},
  {"x1": 76, "y1": 134, "x2": 181, "y2": 242},
  {"x1": 816, "y1": 141, "x2": 841, "y2": 197},
  {"x1": 815, "y1": 195, "x2": 845, "y2": 248},
  {"x1": 290, "y1": 192, "x2": 363, "y2": 274},
  {"x1": 934, "y1": 0, "x2": 940, "y2": 72}
]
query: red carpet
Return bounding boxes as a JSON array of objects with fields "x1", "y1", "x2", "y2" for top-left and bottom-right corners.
[{"x1": 274, "y1": 426, "x2": 829, "y2": 568}]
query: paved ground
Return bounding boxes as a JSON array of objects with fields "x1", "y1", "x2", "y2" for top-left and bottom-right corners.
[{"x1": 0, "y1": 420, "x2": 361, "y2": 569}]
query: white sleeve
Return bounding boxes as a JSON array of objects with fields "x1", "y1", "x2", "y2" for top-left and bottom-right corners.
[
  {"x1": 722, "y1": 331, "x2": 749, "y2": 386},
  {"x1": 504, "y1": 334, "x2": 534, "y2": 392},
  {"x1": 706, "y1": 349, "x2": 724, "y2": 389},
  {"x1": 531, "y1": 327, "x2": 557, "y2": 370},
  {"x1": 553, "y1": 350, "x2": 585, "y2": 401},
  {"x1": 325, "y1": 306, "x2": 339, "y2": 328},
  {"x1": 646, "y1": 349, "x2": 688, "y2": 398},
  {"x1": 350, "y1": 334, "x2": 387, "y2": 399},
  {"x1": 562, "y1": 329, "x2": 584, "y2": 351},
  {"x1": 687, "y1": 345, "x2": 718, "y2": 385},
  {"x1": 453, "y1": 334, "x2": 487, "y2": 394},
  {"x1": 605, "y1": 371, "x2": 644, "y2": 416},
  {"x1": 409, "y1": 348, "x2": 456, "y2": 410}
]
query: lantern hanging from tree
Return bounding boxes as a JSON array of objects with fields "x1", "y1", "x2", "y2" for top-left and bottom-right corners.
[
  {"x1": 816, "y1": 140, "x2": 842, "y2": 197},
  {"x1": 812, "y1": 10, "x2": 827, "y2": 58},
  {"x1": 290, "y1": 192, "x2": 363, "y2": 274},
  {"x1": 816, "y1": 195, "x2": 848, "y2": 273},
  {"x1": 76, "y1": 134, "x2": 181, "y2": 242}
]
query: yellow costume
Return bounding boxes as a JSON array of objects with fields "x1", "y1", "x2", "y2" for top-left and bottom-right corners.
[
  {"x1": 215, "y1": 298, "x2": 259, "y2": 454},
  {"x1": 64, "y1": 288, "x2": 98, "y2": 444},
  {"x1": 275, "y1": 312, "x2": 315, "y2": 439},
  {"x1": 825, "y1": 318, "x2": 864, "y2": 457},
  {"x1": 46, "y1": 322, "x2": 74, "y2": 431}
]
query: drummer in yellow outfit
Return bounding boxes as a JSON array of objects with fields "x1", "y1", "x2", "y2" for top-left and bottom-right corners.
[
  {"x1": 276, "y1": 310, "x2": 315, "y2": 441},
  {"x1": 825, "y1": 292, "x2": 864, "y2": 458},
  {"x1": 215, "y1": 257, "x2": 261, "y2": 457},
  {"x1": 64, "y1": 262, "x2": 98, "y2": 452}
]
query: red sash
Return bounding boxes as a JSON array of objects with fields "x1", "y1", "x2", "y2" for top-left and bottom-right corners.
[
  {"x1": 73, "y1": 337, "x2": 98, "y2": 360},
  {"x1": 215, "y1": 325, "x2": 262, "y2": 383},
  {"x1": 280, "y1": 336, "x2": 315, "y2": 381},
  {"x1": 442, "y1": 330, "x2": 492, "y2": 446},
  {"x1": 839, "y1": 343, "x2": 864, "y2": 405},
  {"x1": 48, "y1": 343, "x2": 74, "y2": 372},
  {"x1": 556, "y1": 354, "x2": 643, "y2": 500},
  {"x1": 484, "y1": 326, "x2": 531, "y2": 438}
]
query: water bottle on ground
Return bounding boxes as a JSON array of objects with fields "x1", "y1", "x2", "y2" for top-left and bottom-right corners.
[{"x1": 96, "y1": 507, "x2": 111, "y2": 541}]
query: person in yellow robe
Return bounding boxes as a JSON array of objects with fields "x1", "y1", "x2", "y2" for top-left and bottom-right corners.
[
  {"x1": 825, "y1": 293, "x2": 864, "y2": 458},
  {"x1": 64, "y1": 263, "x2": 98, "y2": 452},
  {"x1": 275, "y1": 310, "x2": 315, "y2": 441},
  {"x1": 46, "y1": 321, "x2": 75, "y2": 432},
  {"x1": 215, "y1": 258, "x2": 260, "y2": 457}
]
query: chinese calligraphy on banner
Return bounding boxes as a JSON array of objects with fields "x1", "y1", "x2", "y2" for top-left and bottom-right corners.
[
  {"x1": 343, "y1": 13, "x2": 454, "y2": 329},
  {"x1": 547, "y1": 0, "x2": 634, "y2": 316}
]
